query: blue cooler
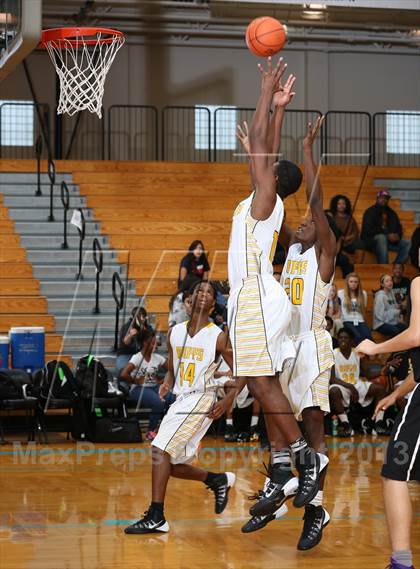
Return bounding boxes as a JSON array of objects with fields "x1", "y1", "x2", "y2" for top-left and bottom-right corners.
[
  {"x1": 0, "y1": 335, "x2": 9, "y2": 368},
  {"x1": 10, "y1": 327, "x2": 45, "y2": 372}
]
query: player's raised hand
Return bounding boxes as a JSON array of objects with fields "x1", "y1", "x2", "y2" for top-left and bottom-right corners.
[
  {"x1": 273, "y1": 74, "x2": 296, "y2": 108},
  {"x1": 303, "y1": 115, "x2": 325, "y2": 150},
  {"x1": 258, "y1": 56, "x2": 287, "y2": 93},
  {"x1": 355, "y1": 339, "x2": 378, "y2": 357},
  {"x1": 236, "y1": 121, "x2": 250, "y2": 155}
]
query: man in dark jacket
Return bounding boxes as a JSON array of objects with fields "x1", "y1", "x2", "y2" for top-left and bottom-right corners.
[{"x1": 361, "y1": 189, "x2": 410, "y2": 264}]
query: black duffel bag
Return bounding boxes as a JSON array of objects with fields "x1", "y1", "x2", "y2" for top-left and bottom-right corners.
[
  {"x1": 0, "y1": 369, "x2": 30, "y2": 399},
  {"x1": 93, "y1": 417, "x2": 142, "y2": 443}
]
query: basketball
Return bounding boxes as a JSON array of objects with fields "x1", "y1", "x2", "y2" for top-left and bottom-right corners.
[{"x1": 245, "y1": 17, "x2": 287, "y2": 57}]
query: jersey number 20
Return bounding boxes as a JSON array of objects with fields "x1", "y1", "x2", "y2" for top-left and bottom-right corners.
[
  {"x1": 180, "y1": 362, "x2": 196, "y2": 387},
  {"x1": 284, "y1": 277, "x2": 304, "y2": 305}
]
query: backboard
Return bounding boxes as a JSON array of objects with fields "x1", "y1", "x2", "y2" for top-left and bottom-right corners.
[{"x1": 0, "y1": 0, "x2": 42, "y2": 82}]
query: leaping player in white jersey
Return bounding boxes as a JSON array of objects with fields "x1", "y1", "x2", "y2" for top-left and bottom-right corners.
[
  {"x1": 125, "y1": 281, "x2": 238, "y2": 535},
  {"x1": 228, "y1": 57, "x2": 329, "y2": 517},
  {"x1": 242, "y1": 117, "x2": 336, "y2": 547}
]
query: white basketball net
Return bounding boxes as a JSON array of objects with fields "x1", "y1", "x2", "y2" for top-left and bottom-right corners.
[{"x1": 44, "y1": 32, "x2": 125, "y2": 118}]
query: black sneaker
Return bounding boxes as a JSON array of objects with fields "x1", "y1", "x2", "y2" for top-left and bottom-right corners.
[
  {"x1": 293, "y1": 450, "x2": 329, "y2": 508},
  {"x1": 241, "y1": 504, "x2": 288, "y2": 533},
  {"x1": 249, "y1": 466, "x2": 298, "y2": 517},
  {"x1": 337, "y1": 421, "x2": 354, "y2": 437},
  {"x1": 124, "y1": 508, "x2": 169, "y2": 534},
  {"x1": 207, "y1": 472, "x2": 236, "y2": 514},
  {"x1": 237, "y1": 431, "x2": 250, "y2": 443},
  {"x1": 361, "y1": 417, "x2": 374, "y2": 434},
  {"x1": 250, "y1": 426, "x2": 260, "y2": 442},
  {"x1": 373, "y1": 420, "x2": 391, "y2": 436},
  {"x1": 224, "y1": 424, "x2": 237, "y2": 442},
  {"x1": 297, "y1": 505, "x2": 330, "y2": 550}
]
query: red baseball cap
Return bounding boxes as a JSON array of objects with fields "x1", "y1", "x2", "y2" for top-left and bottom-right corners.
[{"x1": 377, "y1": 189, "x2": 391, "y2": 198}]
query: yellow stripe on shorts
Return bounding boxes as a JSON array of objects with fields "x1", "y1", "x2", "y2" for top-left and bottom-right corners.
[
  {"x1": 310, "y1": 368, "x2": 331, "y2": 413},
  {"x1": 234, "y1": 276, "x2": 273, "y2": 377}
]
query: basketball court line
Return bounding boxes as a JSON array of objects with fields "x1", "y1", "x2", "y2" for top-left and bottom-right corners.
[{"x1": 1, "y1": 512, "x2": 420, "y2": 532}]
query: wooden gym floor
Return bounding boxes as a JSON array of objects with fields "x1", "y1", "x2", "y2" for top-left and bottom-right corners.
[{"x1": 0, "y1": 435, "x2": 419, "y2": 569}]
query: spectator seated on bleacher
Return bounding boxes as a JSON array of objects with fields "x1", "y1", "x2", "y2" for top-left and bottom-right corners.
[
  {"x1": 178, "y1": 240, "x2": 210, "y2": 288},
  {"x1": 409, "y1": 223, "x2": 420, "y2": 269},
  {"x1": 329, "y1": 194, "x2": 364, "y2": 254},
  {"x1": 361, "y1": 189, "x2": 410, "y2": 264},
  {"x1": 373, "y1": 274, "x2": 408, "y2": 337},
  {"x1": 338, "y1": 273, "x2": 373, "y2": 343},
  {"x1": 329, "y1": 327, "x2": 389, "y2": 437},
  {"x1": 392, "y1": 262, "x2": 411, "y2": 322},
  {"x1": 116, "y1": 306, "x2": 151, "y2": 372},
  {"x1": 168, "y1": 275, "x2": 200, "y2": 329},
  {"x1": 211, "y1": 280, "x2": 230, "y2": 330},
  {"x1": 120, "y1": 329, "x2": 172, "y2": 441},
  {"x1": 325, "y1": 210, "x2": 354, "y2": 277},
  {"x1": 392, "y1": 263, "x2": 411, "y2": 302}
]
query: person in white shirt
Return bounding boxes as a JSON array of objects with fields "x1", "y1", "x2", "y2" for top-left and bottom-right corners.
[
  {"x1": 124, "y1": 281, "x2": 238, "y2": 536},
  {"x1": 373, "y1": 274, "x2": 407, "y2": 337},
  {"x1": 329, "y1": 327, "x2": 388, "y2": 436},
  {"x1": 337, "y1": 272, "x2": 372, "y2": 343},
  {"x1": 120, "y1": 329, "x2": 170, "y2": 441}
]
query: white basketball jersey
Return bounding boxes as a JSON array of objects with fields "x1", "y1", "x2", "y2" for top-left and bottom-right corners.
[
  {"x1": 334, "y1": 348, "x2": 360, "y2": 385},
  {"x1": 170, "y1": 321, "x2": 223, "y2": 396},
  {"x1": 280, "y1": 243, "x2": 332, "y2": 335},
  {"x1": 228, "y1": 192, "x2": 284, "y2": 290}
]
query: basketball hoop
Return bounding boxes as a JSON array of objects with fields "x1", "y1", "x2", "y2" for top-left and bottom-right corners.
[{"x1": 41, "y1": 27, "x2": 125, "y2": 118}]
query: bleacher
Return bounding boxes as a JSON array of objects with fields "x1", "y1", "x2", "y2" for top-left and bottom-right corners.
[
  {"x1": 0, "y1": 159, "x2": 419, "y2": 363},
  {"x1": 0, "y1": 192, "x2": 71, "y2": 365}
]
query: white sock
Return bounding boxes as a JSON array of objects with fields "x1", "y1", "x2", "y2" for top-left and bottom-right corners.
[
  {"x1": 226, "y1": 418, "x2": 233, "y2": 426},
  {"x1": 250, "y1": 415, "x2": 259, "y2": 428},
  {"x1": 310, "y1": 490, "x2": 323, "y2": 507},
  {"x1": 338, "y1": 413, "x2": 348, "y2": 423},
  {"x1": 375, "y1": 410, "x2": 385, "y2": 422}
]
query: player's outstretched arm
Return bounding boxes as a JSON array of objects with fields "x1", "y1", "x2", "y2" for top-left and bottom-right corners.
[
  {"x1": 237, "y1": 73, "x2": 294, "y2": 190},
  {"x1": 356, "y1": 277, "x2": 420, "y2": 357},
  {"x1": 249, "y1": 57, "x2": 286, "y2": 220},
  {"x1": 373, "y1": 373, "x2": 416, "y2": 419},
  {"x1": 303, "y1": 116, "x2": 336, "y2": 281},
  {"x1": 237, "y1": 120, "x2": 256, "y2": 188},
  {"x1": 268, "y1": 73, "x2": 296, "y2": 165}
]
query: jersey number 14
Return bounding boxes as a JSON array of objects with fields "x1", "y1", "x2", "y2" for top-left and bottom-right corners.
[
  {"x1": 180, "y1": 362, "x2": 196, "y2": 387},
  {"x1": 284, "y1": 277, "x2": 304, "y2": 305}
]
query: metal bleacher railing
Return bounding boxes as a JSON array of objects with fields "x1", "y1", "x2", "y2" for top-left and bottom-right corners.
[
  {"x1": 0, "y1": 102, "x2": 419, "y2": 166},
  {"x1": 214, "y1": 107, "x2": 323, "y2": 163},
  {"x1": 108, "y1": 105, "x2": 158, "y2": 161},
  {"x1": 323, "y1": 110, "x2": 372, "y2": 165}
]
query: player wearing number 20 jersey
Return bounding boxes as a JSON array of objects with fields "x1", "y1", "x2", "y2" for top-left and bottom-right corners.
[{"x1": 280, "y1": 242, "x2": 334, "y2": 419}]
